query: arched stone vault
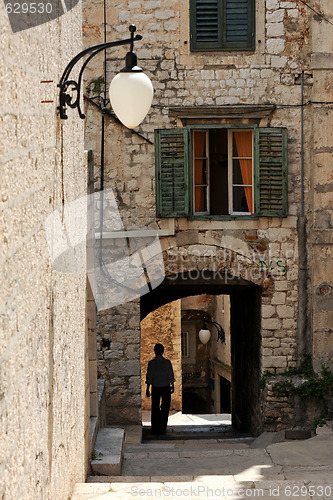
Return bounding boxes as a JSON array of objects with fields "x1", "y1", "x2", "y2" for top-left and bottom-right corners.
[
  {"x1": 141, "y1": 244, "x2": 263, "y2": 320},
  {"x1": 163, "y1": 243, "x2": 266, "y2": 287},
  {"x1": 141, "y1": 243, "x2": 264, "y2": 434},
  {"x1": 97, "y1": 238, "x2": 299, "y2": 433}
]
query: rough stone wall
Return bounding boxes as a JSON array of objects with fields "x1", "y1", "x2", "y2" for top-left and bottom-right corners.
[
  {"x1": 97, "y1": 301, "x2": 142, "y2": 424},
  {"x1": 82, "y1": 0, "x2": 312, "y2": 227},
  {"x1": 140, "y1": 300, "x2": 182, "y2": 413},
  {"x1": 82, "y1": 0, "x2": 332, "y2": 428},
  {"x1": 1, "y1": 3, "x2": 88, "y2": 499}
]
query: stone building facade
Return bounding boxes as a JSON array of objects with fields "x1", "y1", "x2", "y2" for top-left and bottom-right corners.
[
  {"x1": 83, "y1": 0, "x2": 333, "y2": 433},
  {"x1": 1, "y1": 2, "x2": 94, "y2": 499}
]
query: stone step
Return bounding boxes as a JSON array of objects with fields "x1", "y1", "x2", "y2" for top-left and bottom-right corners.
[
  {"x1": 124, "y1": 436, "x2": 255, "y2": 453},
  {"x1": 142, "y1": 425, "x2": 251, "y2": 441},
  {"x1": 91, "y1": 428, "x2": 125, "y2": 476}
]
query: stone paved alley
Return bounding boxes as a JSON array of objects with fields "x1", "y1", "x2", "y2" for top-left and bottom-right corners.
[{"x1": 72, "y1": 422, "x2": 333, "y2": 500}]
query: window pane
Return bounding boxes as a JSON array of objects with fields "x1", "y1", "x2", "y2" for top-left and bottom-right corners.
[
  {"x1": 195, "y1": 159, "x2": 207, "y2": 185},
  {"x1": 233, "y1": 158, "x2": 252, "y2": 185},
  {"x1": 195, "y1": 186, "x2": 207, "y2": 212},
  {"x1": 209, "y1": 128, "x2": 229, "y2": 215},
  {"x1": 194, "y1": 131, "x2": 207, "y2": 157},
  {"x1": 233, "y1": 130, "x2": 252, "y2": 157},
  {"x1": 233, "y1": 158, "x2": 242, "y2": 184},
  {"x1": 233, "y1": 185, "x2": 252, "y2": 212},
  {"x1": 232, "y1": 130, "x2": 253, "y2": 213}
]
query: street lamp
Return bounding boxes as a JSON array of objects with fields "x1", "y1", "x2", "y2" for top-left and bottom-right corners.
[
  {"x1": 58, "y1": 24, "x2": 153, "y2": 128},
  {"x1": 199, "y1": 317, "x2": 226, "y2": 344}
]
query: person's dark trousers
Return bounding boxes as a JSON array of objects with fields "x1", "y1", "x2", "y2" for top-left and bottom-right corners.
[{"x1": 151, "y1": 386, "x2": 171, "y2": 435}]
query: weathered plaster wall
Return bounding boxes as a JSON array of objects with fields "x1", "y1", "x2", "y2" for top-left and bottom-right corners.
[
  {"x1": 181, "y1": 308, "x2": 211, "y2": 413},
  {"x1": 140, "y1": 300, "x2": 182, "y2": 413},
  {"x1": 211, "y1": 295, "x2": 231, "y2": 370},
  {"x1": 0, "y1": 3, "x2": 88, "y2": 499},
  {"x1": 210, "y1": 295, "x2": 232, "y2": 413},
  {"x1": 309, "y1": 0, "x2": 333, "y2": 372}
]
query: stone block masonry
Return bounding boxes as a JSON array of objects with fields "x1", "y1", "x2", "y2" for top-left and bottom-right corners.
[
  {"x1": 97, "y1": 301, "x2": 142, "y2": 424},
  {"x1": 1, "y1": 2, "x2": 89, "y2": 499}
]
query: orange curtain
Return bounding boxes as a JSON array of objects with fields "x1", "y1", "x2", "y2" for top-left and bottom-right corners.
[
  {"x1": 234, "y1": 131, "x2": 253, "y2": 212},
  {"x1": 194, "y1": 131, "x2": 206, "y2": 212}
]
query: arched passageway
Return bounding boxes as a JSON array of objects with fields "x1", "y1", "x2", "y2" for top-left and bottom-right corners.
[{"x1": 141, "y1": 271, "x2": 262, "y2": 435}]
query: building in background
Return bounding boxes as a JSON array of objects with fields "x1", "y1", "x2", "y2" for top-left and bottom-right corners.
[{"x1": 83, "y1": 0, "x2": 333, "y2": 434}]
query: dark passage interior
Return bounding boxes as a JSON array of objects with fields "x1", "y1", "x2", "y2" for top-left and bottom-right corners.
[{"x1": 141, "y1": 271, "x2": 262, "y2": 435}]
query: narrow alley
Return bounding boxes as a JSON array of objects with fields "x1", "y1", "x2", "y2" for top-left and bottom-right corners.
[{"x1": 72, "y1": 417, "x2": 333, "y2": 500}]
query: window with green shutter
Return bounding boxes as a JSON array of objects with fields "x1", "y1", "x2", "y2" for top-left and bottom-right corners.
[
  {"x1": 155, "y1": 126, "x2": 288, "y2": 219},
  {"x1": 190, "y1": 0, "x2": 255, "y2": 51}
]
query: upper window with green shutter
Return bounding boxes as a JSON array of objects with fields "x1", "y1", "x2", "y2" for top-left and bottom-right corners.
[
  {"x1": 155, "y1": 125, "x2": 288, "y2": 219},
  {"x1": 190, "y1": 0, "x2": 255, "y2": 51}
]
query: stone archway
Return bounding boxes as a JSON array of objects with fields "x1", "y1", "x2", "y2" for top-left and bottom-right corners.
[{"x1": 97, "y1": 238, "x2": 298, "y2": 434}]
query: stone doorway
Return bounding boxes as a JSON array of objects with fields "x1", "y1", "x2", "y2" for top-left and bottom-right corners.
[{"x1": 140, "y1": 271, "x2": 262, "y2": 435}]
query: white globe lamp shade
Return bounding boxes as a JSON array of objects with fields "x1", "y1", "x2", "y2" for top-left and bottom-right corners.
[
  {"x1": 109, "y1": 71, "x2": 153, "y2": 129},
  {"x1": 199, "y1": 328, "x2": 211, "y2": 344}
]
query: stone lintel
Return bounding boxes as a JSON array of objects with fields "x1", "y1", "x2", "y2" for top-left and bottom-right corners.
[{"x1": 169, "y1": 105, "x2": 276, "y2": 120}]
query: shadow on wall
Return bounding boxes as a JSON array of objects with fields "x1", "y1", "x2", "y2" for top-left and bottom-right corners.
[{"x1": 182, "y1": 389, "x2": 211, "y2": 414}]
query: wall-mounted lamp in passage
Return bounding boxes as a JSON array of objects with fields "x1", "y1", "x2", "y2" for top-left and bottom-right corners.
[
  {"x1": 58, "y1": 24, "x2": 153, "y2": 129},
  {"x1": 198, "y1": 317, "x2": 226, "y2": 345}
]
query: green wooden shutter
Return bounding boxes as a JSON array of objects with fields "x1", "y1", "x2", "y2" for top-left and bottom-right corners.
[
  {"x1": 190, "y1": 0, "x2": 222, "y2": 51},
  {"x1": 155, "y1": 129, "x2": 190, "y2": 218},
  {"x1": 224, "y1": 0, "x2": 255, "y2": 50},
  {"x1": 254, "y1": 128, "x2": 288, "y2": 217},
  {"x1": 190, "y1": 0, "x2": 254, "y2": 51}
]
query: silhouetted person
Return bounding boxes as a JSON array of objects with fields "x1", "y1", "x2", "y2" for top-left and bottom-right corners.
[{"x1": 146, "y1": 343, "x2": 175, "y2": 435}]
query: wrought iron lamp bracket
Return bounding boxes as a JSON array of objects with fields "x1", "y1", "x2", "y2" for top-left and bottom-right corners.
[
  {"x1": 58, "y1": 24, "x2": 142, "y2": 120},
  {"x1": 202, "y1": 318, "x2": 226, "y2": 344}
]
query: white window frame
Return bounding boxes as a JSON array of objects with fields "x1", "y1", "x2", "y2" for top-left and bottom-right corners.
[
  {"x1": 181, "y1": 330, "x2": 190, "y2": 358},
  {"x1": 192, "y1": 130, "x2": 210, "y2": 215},
  {"x1": 181, "y1": 322, "x2": 197, "y2": 364},
  {"x1": 192, "y1": 127, "x2": 254, "y2": 217},
  {"x1": 228, "y1": 129, "x2": 254, "y2": 216}
]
